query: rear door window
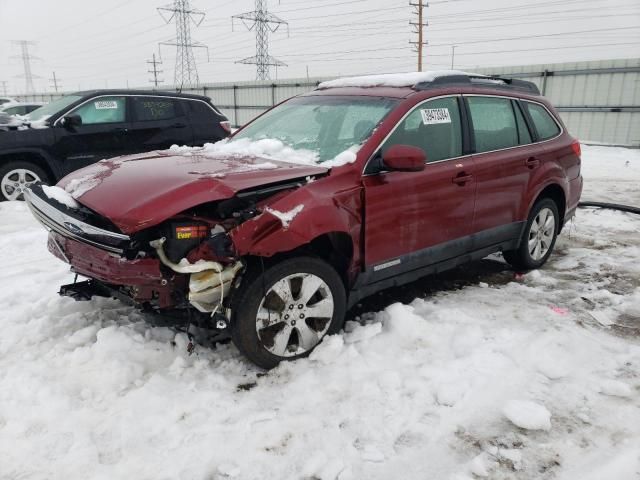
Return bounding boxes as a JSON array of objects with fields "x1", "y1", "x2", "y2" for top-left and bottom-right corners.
[
  {"x1": 467, "y1": 96, "x2": 519, "y2": 153},
  {"x1": 73, "y1": 96, "x2": 127, "y2": 124},
  {"x1": 382, "y1": 96, "x2": 463, "y2": 163},
  {"x1": 132, "y1": 97, "x2": 178, "y2": 121},
  {"x1": 186, "y1": 100, "x2": 216, "y2": 118},
  {"x1": 524, "y1": 102, "x2": 561, "y2": 140}
]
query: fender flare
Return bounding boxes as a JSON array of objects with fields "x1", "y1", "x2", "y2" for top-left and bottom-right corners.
[{"x1": 0, "y1": 147, "x2": 63, "y2": 180}]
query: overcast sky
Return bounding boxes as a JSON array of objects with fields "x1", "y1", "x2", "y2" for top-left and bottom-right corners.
[{"x1": 0, "y1": 0, "x2": 638, "y2": 94}]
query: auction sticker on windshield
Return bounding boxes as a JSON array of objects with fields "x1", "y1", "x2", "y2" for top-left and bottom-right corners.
[
  {"x1": 94, "y1": 101, "x2": 118, "y2": 110},
  {"x1": 421, "y1": 108, "x2": 451, "y2": 125}
]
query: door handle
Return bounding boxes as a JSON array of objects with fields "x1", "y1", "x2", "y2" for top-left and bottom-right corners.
[
  {"x1": 452, "y1": 172, "x2": 472, "y2": 185},
  {"x1": 171, "y1": 123, "x2": 187, "y2": 129},
  {"x1": 525, "y1": 156, "x2": 540, "y2": 168},
  {"x1": 112, "y1": 127, "x2": 128, "y2": 134}
]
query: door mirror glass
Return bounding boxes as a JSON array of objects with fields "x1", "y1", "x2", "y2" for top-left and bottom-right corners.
[
  {"x1": 383, "y1": 144, "x2": 426, "y2": 172},
  {"x1": 62, "y1": 114, "x2": 82, "y2": 129}
]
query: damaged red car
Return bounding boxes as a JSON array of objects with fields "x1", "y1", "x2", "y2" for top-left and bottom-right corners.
[{"x1": 25, "y1": 71, "x2": 582, "y2": 368}]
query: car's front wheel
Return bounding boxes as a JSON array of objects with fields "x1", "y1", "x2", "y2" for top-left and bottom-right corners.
[
  {"x1": 230, "y1": 256, "x2": 346, "y2": 369},
  {"x1": 0, "y1": 161, "x2": 49, "y2": 201},
  {"x1": 503, "y1": 198, "x2": 560, "y2": 270}
]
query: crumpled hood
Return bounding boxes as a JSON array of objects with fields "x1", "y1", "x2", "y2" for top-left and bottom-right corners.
[{"x1": 58, "y1": 150, "x2": 328, "y2": 234}]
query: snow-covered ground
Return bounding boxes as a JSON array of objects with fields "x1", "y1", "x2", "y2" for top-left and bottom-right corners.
[{"x1": 0, "y1": 145, "x2": 638, "y2": 479}]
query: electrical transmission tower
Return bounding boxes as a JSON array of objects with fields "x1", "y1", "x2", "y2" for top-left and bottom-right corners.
[
  {"x1": 147, "y1": 53, "x2": 164, "y2": 87},
  {"x1": 0, "y1": 81, "x2": 8, "y2": 96},
  {"x1": 158, "y1": 0, "x2": 208, "y2": 89},
  {"x1": 11, "y1": 40, "x2": 40, "y2": 94},
  {"x1": 409, "y1": 1, "x2": 428, "y2": 71},
  {"x1": 232, "y1": 0, "x2": 289, "y2": 81}
]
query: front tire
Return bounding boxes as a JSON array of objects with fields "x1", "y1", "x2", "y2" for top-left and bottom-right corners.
[
  {"x1": 230, "y1": 256, "x2": 346, "y2": 369},
  {"x1": 504, "y1": 198, "x2": 560, "y2": 271},
  {"x1": 0, "y1": 161, "x2": 49, "y2": 201}
]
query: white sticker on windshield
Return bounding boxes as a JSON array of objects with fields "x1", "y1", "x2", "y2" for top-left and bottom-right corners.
[
  {"x1": 94, "y1": 100, "x2": 118, "y2": 110},
  {"x1": 420, "y1": 108, "x2": 451, "y2": 125}
]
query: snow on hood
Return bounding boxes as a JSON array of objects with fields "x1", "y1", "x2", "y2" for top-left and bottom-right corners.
[
  {"x1": 170, "y1": 138, "x2": 361, "y2": 169},
  {"x1": 202, "y1": 138, "x2": 319, "y2": 165},
  {"x1": 318, "y1": 70, "x2": 479, "y2": 89},
  {"x1": 42, "y1": 185, "x2": 79, "y2": 209}
]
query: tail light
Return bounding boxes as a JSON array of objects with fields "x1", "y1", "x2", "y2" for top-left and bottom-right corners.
[
  {"x1": 571, "y1": 139, "x2": 581, "y2": 157},
  {"x1": 220, "y1": 120, "x2": 231, "y2": 134}
]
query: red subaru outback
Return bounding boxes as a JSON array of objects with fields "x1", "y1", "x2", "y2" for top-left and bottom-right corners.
[{"x1": 26, "y1": 71, "x2": 582, "y2": 368}]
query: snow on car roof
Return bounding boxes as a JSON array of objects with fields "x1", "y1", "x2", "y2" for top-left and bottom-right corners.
[{"x1": 317, "y1": 70, "x2": 480, "y2": 89}]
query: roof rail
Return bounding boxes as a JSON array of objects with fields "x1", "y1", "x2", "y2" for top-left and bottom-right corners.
[{"x1": 414, "y1": 74, "x2": 540, "y2": 95}]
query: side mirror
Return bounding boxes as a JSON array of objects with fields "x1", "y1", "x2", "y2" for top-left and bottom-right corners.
[
  {"x1": 62, "y1": 114, "x2": 82, "y2": 129},
  {"x1": 382, "y1": 144, "x2": 426, "y2": 172}
]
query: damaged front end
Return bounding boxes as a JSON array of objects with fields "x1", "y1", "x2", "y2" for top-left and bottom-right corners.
[
  {"x1": 24, "y1": 176, "x2": 313, "y2": 329},
  {"x1": 24, "y1": 188, "x2": 246, "y2": 329}
]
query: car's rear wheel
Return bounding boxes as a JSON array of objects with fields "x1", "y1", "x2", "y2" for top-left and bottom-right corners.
[
  {"x1": 503, "y1": 198, "x2": 559, "y2": 270},
  {"x1": 0, "y1": 161, "x2": 49, "y2": 201},
  {"x1": 230, "y1": 256, "x2": 346, "y2": 369}
]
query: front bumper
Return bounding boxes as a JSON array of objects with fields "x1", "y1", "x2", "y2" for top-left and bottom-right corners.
[
  {"x1": 24, "y1": 187, "x2": 129, "y2": 254},
  {"x1": 47, "y1": 232, "x2": 164, "y2": 286},
  {"x1": 48, "y1": 231, "x2": 180, "y2": 308}
]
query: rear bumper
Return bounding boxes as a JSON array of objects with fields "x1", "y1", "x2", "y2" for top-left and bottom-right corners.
[{"x1": 568, "y1": 175, "x2": 583, "y2": 213}]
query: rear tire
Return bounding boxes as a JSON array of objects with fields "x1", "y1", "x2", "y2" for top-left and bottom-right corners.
[
  {"x1": 0, "y1": 161, "x2": 50, "y2": 201},
  {"x1": 503, "y1": 198, "x2": 559, "y2": 271},
  {"x1": 230, "y1": 256, "x2": 346, "y2": 369}
]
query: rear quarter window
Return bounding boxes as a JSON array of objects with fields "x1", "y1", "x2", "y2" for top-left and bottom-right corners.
[
  {"x1": 525, "y1": 102, "x2": 561, "y2": 140},
  {"x1": 186, "y1": 100, "x2": 218, "y2": 119}
]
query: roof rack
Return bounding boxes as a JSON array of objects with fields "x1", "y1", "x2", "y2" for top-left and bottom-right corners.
[{"x1": 413, "y1": 74, "x2": 540, "y2": 95}]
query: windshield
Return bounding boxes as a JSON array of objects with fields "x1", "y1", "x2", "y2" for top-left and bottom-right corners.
[
  {"x1": 25, "y1": 95, "x2": 83, "y2": 122},
  {"x1": 233, "y1": 95, "x2": 398, "y2": 163}
]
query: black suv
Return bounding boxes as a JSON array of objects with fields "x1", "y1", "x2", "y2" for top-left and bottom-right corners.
[{"x1": 0, "y1": 90, "x2": 230, "y2": 201}]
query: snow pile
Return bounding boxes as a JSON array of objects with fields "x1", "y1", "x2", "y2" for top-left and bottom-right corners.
[
  {"x1": 63, "y1": 163, "x2": 111, "y2": 199},
  {"x1": 168, "y1": 138, "x2": 363, "y2": 170},
  {"x1": 202, "y1": 138, "x2": 319, "y2": 165},
  {"x1": 580, "y1": 144, "x2": 640, "y2": 205},
  {"x1": 0, "y1": 146, "x2": 639, "y2": 479},
  {"x1": 41, "y1": 185, "x2": 79, "y2": 209},
  {"x1": 318, "y1": 70, "x2": 476, "y2": 89},
  {"x1": 503, "y1": 400, "x2": 551, "y2": 431},
  {"x1": 265, "y1": 204, "x2": 304, "y2": 228},
  {"x1": 168, "y1": 144, "x2": 196, "y2": 155},
  {"x1": 245, "y1": 161, "x2": 279, "y2": 170},
  {"x1": 322, "y1": 145, "x2": 361, "y2": 168}
]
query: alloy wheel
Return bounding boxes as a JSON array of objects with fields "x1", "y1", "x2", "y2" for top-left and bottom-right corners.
[
  {"x1": 255, "y1": 273, "x2": 334, "y2": 357},
  {"x1": 1, "y1": 168, "x2": 41, "y2": 201},
  {"x1": 528, "y1": 207, "x2": 556, "y2": 261}
]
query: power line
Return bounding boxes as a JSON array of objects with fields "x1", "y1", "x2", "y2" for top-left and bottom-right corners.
[
  {"x1": 147, "y1": 53, "x2": 164, "y2": 87},
  {"x1": 49, "y1": 72, "x2": 61, "y2": 92},
  {"x1": 158, "y1": 0, "x2": 208, "y2": 88},
  {"x1": 232, "y1": 0, "x2": 289, "y2": 80}
]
